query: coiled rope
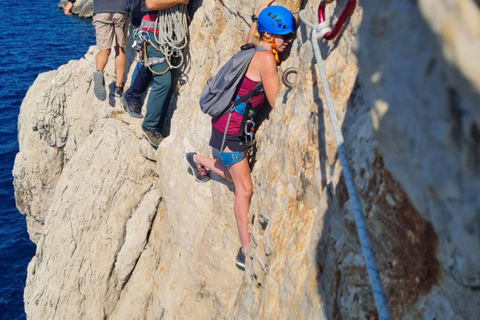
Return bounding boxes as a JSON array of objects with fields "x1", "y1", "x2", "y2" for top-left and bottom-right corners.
[
  {"x1": 298, "y1": 9, "x2": 392, "y2": 320},
  {"x1": 153, "y1": 4, "x2": 189, "y2": 69}
]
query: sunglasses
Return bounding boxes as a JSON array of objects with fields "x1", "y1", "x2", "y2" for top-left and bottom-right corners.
[{"x1": 276, "y1": 32, "x2": 296, "y2": 41}]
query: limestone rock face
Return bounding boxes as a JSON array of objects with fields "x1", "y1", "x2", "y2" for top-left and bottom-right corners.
[
  {"x1": 59, "y1": 0, "x2": 93, "y2": 18},
  {"x1": 15, "y1": 0, "x2": 480, "y2": 319},
  {"x1": 358, "y1": 0, "x2": 480, "y2": 290}
]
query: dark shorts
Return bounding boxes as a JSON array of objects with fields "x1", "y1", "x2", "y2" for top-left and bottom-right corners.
[{"x1": 209, "y1": 127, "x2": 246, "y2": 152}]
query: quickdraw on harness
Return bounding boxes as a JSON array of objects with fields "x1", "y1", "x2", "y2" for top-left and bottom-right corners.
[
  {"x1": 132, "y1": 28, "x2": 148, "y2": 61},
  {"x1": 219, "y1": 83, "x2": 264, "y2": 163},
  {"x1": 132, "y1": 28, "x2": 169, "y2": 75}
]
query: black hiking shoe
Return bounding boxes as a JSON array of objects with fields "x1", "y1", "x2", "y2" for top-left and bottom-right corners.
[
  {"x1": 142, "y1": 126, "x2": 164, "y2": 148},
  {"x1": 184, "y1": 152, "x2": 210, "y2": 183},
  {"x1": 93, "y1": 71, "x2": 107, "y2": 101},
  {"x1": 121, "y1": 96, "x2": 143, "y2": 118},
  {"x1": 114, "y1": 85, "x2": 124, "y2": 98},
  {"x1": 235, "y1": 248, "x2": 246, "y2": 271}
]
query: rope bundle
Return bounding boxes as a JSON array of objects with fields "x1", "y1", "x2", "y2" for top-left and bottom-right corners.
[{"x1": 153, "y1": 4, "x2": 189, "y2": 69}]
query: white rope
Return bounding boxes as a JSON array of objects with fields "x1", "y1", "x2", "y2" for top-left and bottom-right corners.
[
  {"x1": 153, "y1": 4, "x2": 189, "y2": 69},
  {"x1": 298, "y1": 9, "x2": 392, "y2": 320}
]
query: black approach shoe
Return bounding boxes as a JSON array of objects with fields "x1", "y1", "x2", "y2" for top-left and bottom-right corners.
[
  {"x1": 93, "y1": 71, "x2": 107, "y2": 101},
  {"x1": 184, "y1": 152, "x2": 210, "y2": 183},
  {"x1": 235, "y1": 248, "x2": 246, "y2": 271},
  {"x1": 141, "y1": 126, "x2": 164, "y2": 148},
  {"x1": 114, "y1": 85, "x2": 124, "y2": 98},
  {"x1": 121, "y1": 96, "x2": 143, "y2": 118}
]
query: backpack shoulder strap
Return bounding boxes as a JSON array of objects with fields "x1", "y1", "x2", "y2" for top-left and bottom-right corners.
[
  {"x1": 231, "y1": 44, "x2": 269, "y2": 107},
  {"x1": 233, "y1": 83, "x2": 264, "y2": 106}
]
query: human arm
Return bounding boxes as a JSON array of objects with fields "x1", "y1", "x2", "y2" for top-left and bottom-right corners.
[
  {"x1": 145, "y1": 0, "x2": 189, "y2": 11},
  {"x1": 246, "y1": 0, "x2": 275, "y2": 43},
  {"x1": 257, "y1": 52, "x2": 280, "y2": 107},
  {"x1": 63, "y1": 1, "x2": 74, "y2": 16}
]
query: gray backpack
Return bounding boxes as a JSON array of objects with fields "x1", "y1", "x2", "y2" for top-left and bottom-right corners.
[{"x1": 199, "y1": 44, "x2": 267, "y2": 118}]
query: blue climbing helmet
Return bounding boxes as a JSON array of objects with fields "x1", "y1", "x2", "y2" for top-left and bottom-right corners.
[{"x1": 257, "y1": 6, "x2": 296, "y2": 35}]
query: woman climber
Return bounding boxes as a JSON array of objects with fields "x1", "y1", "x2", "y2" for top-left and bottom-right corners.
[{"x1": 185, "y1": 2, "x2": 296, "y2": 271}]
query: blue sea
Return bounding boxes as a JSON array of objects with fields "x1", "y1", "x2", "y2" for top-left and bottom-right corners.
[{"x1": 0, "y1": 1, "x2": 95, "y2": 318}]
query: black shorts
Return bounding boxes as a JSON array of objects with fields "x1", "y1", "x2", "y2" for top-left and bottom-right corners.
[{"x1": 209, "y1": 127, "x2": 246, "y2": 152}]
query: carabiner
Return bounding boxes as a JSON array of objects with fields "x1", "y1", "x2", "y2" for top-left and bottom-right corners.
[
  {"x1": 245, "y1": 120, "x2": 255, "y2": 136},
  {"x1": 317, "y1": 0, "x2": 357, "y2": 40},
  {"x1": 243, "y1": 120, "x2": 256, "y2": 147}
]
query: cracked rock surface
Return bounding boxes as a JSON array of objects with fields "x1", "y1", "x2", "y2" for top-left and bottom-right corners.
[{"x1": 16, "y1": 0, "x2": 480, "y2": 319}]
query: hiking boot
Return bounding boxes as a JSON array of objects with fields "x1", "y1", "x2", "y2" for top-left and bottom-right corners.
[
  {"x1": 141, "y1": 126, "x2": 164, "y2": 148},
  {"x1": 235, "y1": 248, "x2": 246, "y2": 271},
  {"x1": 121, "y1": 96, "x2": 143, "y2": 118},
  {"x1": 93, "y1": 71, "x2": 107, "y2": 101},
  {"x1": 114, "y1": 85, "x2": 124, "y2": 98},
  {"x1": 184, "y1": 152, "x2": 210, "y2": 183}
]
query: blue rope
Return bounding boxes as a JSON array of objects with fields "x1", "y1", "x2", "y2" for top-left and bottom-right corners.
[{"x1": 299, "y1": 10, "x2": 392, "y2": 320}]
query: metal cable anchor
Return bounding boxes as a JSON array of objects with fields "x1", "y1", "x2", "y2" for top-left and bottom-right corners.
[{"x1": 282, "y1": 67, "x2": 298, "y2": 89}]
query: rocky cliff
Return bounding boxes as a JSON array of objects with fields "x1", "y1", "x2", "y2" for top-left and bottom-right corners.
[
  {"x1": 15, "y1": 0, "x2": 480, "y2": 319},
  {"x1": 58, "y1": 0, "x2": 93, "y2": 17}
]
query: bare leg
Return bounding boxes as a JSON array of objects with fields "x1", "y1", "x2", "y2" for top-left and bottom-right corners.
[
  {"x1": 194, "y1": 154, "x2": 232, "y2": 182},
  {"x1": 193, "y1": 150, "x2": 253, "y2": 252},
  {"x1": 228, "y1": 157, "x2": 253, "y2": 252},
  {"x1": 96, "y1": 48, "x2": 111, "y2": 72},
  {"x1": 114, "y1": 45, "x2": 126, "y2": 87}
]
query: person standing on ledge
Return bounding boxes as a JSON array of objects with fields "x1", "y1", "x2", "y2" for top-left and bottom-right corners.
[
  {"x1": 135, "y1": 0, "x2": 189, "y2": 148},
  {"x1": 121, "y1": 0, "x2": 153, "y2": 120},
  {"x1": 64, "y1": 0, "x2": 129, "y2": 100}
]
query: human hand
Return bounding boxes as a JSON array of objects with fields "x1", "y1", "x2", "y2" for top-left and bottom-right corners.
[
  {"x1": 178, "y1": 0, "x2": 189, "y2": 4},
  {"x1": 64, "y1": 2, "x2": 74, "y2": 16}
]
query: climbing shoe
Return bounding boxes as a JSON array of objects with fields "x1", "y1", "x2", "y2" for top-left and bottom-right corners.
[
  {"x1": 235, "y1": 248, "x2": 246, "y2": 271},
  {"x1": 93, "y1": 71, "x2": 107, "y2": 101},
  {"x1": 114, "y1": 85, "x2": 124, "y2": 98},
  {"x1": 142, "y1": 126, "x2": 164, "y2": 148},
  {"x1": 184, "y1": 152, "x2": 210, "y2": 183},
  {"x1": 121, "y1": 96, "x2": 143, "y2": 118}
]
